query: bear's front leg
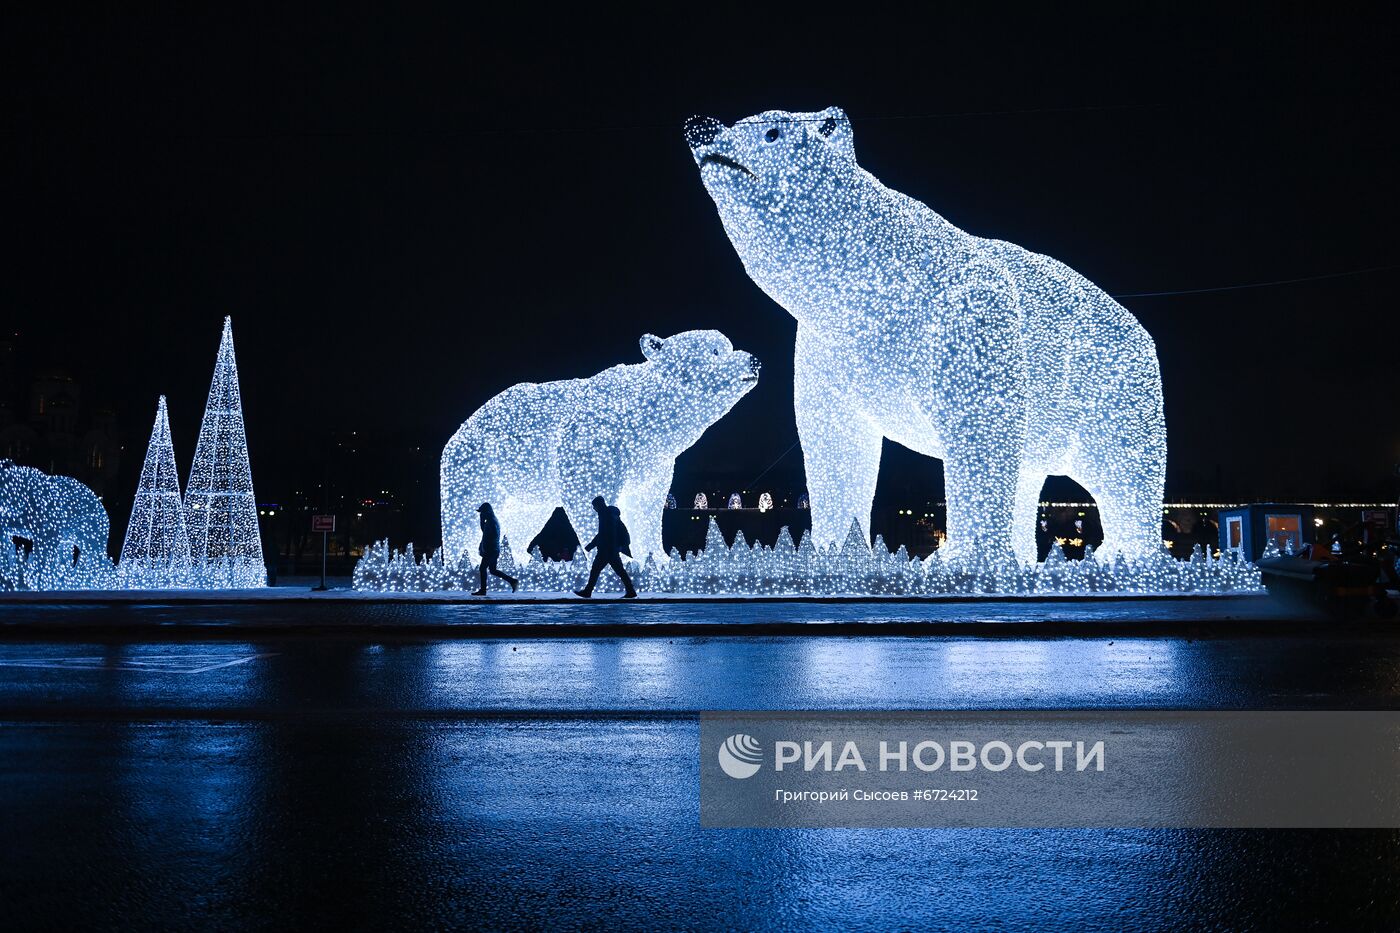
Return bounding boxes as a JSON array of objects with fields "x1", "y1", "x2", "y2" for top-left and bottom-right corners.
[
  {"x1": 943, "y1": 452, "x2": 1021, "y2": 567},
  {"x1": 617, "y1": 462, "x2": 673, "y2": 562},
  {"x1": 934, "y1": 275, "x2": 1029, "y2": 568},
  {"x1": 794, "y1": 326, "x2": 884, "y2": 547}
]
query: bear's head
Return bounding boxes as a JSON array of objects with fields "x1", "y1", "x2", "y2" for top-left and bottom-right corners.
[
  {"x1": 684, "y1": 106, "x2": 857, "y2": 252},
  {"x1": 637, "y1": 329, "x2": 760, "y2": 426}
]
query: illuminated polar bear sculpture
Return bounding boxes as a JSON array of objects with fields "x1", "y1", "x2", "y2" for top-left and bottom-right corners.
[
  {"x1": 0, "y1": 459, "x2": 111, "y2": 585},
  {"x1": 441, "y1": 330, "x2": 760, "y2": 564},
  {"x1": 686, "y1": 107, "x2": 1165, "y2": 565}
]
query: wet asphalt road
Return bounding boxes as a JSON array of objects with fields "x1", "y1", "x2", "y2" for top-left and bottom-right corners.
[{"x1": 2, "y1": 623, "x2": 1400, "y2": 929}]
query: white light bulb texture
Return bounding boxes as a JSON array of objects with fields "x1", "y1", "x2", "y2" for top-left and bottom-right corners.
[
  {"x1": 183, "y1": 317, "x2": 265, "y2": 587},
  {"x1": 1, "y1": 459, "x2": 113, "y2": 590},
  {"x1": 687, "y1": 107, "x2": 1167, "y2": 569},
  {"x1": 119, "y1": 396, "x2": 194, "y2": 587},
  {"x1": 440, "y1": 330, "x2": 759, "y2": 566},
  {"x1": 353, "y1": 517, "x2": 1260, "y2": 596}
]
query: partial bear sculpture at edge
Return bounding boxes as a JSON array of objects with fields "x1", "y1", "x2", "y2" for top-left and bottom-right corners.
[{"x1": 0, "y1": 459, "x2": 111, "y2": 586}]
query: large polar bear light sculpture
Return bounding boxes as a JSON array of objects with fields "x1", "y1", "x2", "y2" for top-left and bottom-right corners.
[
  {"x1": 441, "y1": 330, "x2": 760, "y2": 565},
  {"x1": 686, "y1": 107, "x2": 1165, "y2": 566}
]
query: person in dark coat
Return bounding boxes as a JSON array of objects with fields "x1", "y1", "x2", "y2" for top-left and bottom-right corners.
[
  {"x1": 473, "y1": 502, "x2": 518, "y2": 596},
  {"x1": 574, "y1": 495, "x2": 637, "y2": 599}
]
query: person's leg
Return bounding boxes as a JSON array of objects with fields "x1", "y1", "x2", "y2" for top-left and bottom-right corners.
[
  {"x1": 577, "y1": 552, "x2": 607, "y2": 597},
  {"x1": 487, "y1": 558, "x2": 518, "y2": 591},
  {"x1": 473, "y1": 557, "x2": 489, "y2": 595},
  {"x1": 609, "y1": 553, "x2": 636, "y2": 597}
]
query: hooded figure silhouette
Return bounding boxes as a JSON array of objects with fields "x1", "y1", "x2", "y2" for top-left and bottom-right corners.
[{"x1": 472, "y1": 502, "x2": 518, "y2": 596}]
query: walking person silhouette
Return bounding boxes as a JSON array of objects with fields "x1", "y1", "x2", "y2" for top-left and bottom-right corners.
[
  {"x1": 473, "y1": 502, "x2": 519, "y2": 596},
  {"x1": 574, "y1": 496, "x2": 637, "y2": 599}
]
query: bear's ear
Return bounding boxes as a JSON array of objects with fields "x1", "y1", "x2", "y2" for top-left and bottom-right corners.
[
  {"x1": 813, "y1": 106, "x2": 853, "y2": 157},
  {"x1": 639, "y1": 334, "x2": 665, "y2": 359}
]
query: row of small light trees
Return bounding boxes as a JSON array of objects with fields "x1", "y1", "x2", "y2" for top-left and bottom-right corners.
[{"x1": 354, "y1": 518, "x2": 1263, "y2": 596}]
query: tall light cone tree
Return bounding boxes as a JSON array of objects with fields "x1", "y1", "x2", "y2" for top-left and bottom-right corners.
[
  {"x1": 184, "y1": 316, "x2": 265, "y2": 586},
  {"x1": 120, "y1": 396, "x2": 192, "y2": 575}
]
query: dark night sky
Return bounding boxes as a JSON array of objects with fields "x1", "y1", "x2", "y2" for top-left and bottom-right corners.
[{"x1": 5, "y1": 6, "x2": 1399, "y2": 529}]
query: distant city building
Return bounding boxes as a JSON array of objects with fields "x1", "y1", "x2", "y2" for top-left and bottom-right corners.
[{"x1": 0, "y1": 335, "x2": 122, "y2": 498}]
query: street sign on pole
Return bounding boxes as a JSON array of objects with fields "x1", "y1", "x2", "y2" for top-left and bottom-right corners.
[{"x1": 312, "y1": 515, "x2": 335, "y2": 590}]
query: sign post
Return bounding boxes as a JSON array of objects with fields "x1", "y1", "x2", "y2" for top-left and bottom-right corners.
[{"x1": 312, "y1": 515, "x2": 335, "y2": 591}]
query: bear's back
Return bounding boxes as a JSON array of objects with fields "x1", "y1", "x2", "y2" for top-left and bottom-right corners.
[
  {"x1": 469, "y1": 378, "x2": 578, "y2": 438},
  {"x1": 454, "y1": 363, "x2": 650, "y2": 459}
]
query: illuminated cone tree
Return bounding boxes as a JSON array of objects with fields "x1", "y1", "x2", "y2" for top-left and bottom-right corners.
[
  {"x1": 184, "y1": 317, "x2": 265, "y2": 587},
  {"x1": 119, "y1": 396, "x2": 192, "y2": 582}
]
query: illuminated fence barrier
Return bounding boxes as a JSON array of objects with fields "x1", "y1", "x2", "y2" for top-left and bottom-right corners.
[{"x1": 352, "y1": 517, "x2": 1262, "y2": 596}]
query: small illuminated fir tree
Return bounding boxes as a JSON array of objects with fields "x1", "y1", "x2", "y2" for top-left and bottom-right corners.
[
  {"x1": 120, "y1": 396, "x2": 192, "y2": 584},
  {"x1": 184, "y1": 317, "x2": 265, "y2": 587}
]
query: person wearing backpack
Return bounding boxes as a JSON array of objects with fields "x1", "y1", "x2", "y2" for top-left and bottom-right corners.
[{"x1": 574, "y1": 496, "x2": 637, "y2": 599}]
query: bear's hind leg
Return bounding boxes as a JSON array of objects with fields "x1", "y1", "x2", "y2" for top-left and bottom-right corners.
[
  {"x1": 1012, "y1": 470, "x2": 1044, "y2": 567},
  {"x1": 944, "y1": 451, "x2": 1020, "y2": 567},
  {"x1": 497, "y1": 500, "x2": 557, "y2": 563},
  {"x1": 1071, "y1": 454, "x2": 1165, "y2": 563}
]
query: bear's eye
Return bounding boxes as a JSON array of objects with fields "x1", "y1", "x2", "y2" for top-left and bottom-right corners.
[
  {"x1": 764, "y1": 127, "x2": 780, "y2": 143},
  {"x1": 712, "y1": 348, "x2": 721, "y2": 356}
]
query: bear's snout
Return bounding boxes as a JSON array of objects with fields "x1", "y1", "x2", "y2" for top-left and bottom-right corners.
[
  {"x1": 684, "y1": 115, "x2": 725, "y2": 150},
  {"x1": 740, "y1": 353, "x2": 761, "y2": 381}
]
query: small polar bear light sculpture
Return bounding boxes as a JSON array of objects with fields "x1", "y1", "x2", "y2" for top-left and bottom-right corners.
[
  {"x1": 441, "y1": 330, "x2": 760, "y2": 565},
  {"x1": 686, "y1": 107, "x2": 1166, "y2": 566}
]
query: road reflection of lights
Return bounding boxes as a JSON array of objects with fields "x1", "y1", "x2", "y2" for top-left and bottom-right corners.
[
  {"x1": 939, "y1": 640, "x2": 1185, "y2": 704},
  {"x1": 615, "y1": 640, "x2": 681, "y2": 700},
  {"x1": 798, "y1": 639, "x2": 895, "y2": 705}
]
